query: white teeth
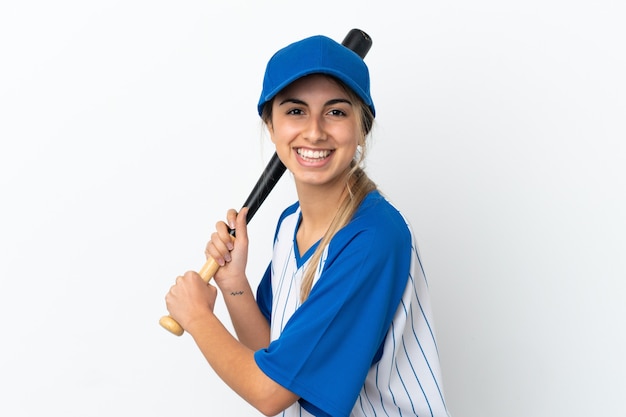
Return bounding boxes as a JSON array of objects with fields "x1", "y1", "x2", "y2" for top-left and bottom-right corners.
[{"x1": 297, "y1": 148, "x2": 331, "y2": 159}]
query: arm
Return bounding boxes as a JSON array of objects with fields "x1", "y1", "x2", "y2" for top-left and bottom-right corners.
[
  {"x1": 166, "y1": 271, "x2": 298, "y2": 416},
  {"x1": 166, "y1": 208, "x2": 296, "y2": 414},
  {"x1": 206, "y1": 207, "x2": 270, "y2": 350},
  {"x1": 186, "y1": 290, "x2": 297, "y2": 416},
  {"x1": 220, "y1": 276, "x2": 270, "y2": 350},
  {"x1": 165, "y1": 206, "x2": 288, "y2": 413}
]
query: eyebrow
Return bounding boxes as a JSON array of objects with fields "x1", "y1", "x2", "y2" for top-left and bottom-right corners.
[{"x1": 278, "y1": 98, "x2": 353, "y2": 107}]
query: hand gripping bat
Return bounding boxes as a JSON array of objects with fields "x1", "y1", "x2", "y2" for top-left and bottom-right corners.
[{"x1": 160, "y1": 28, "x2": 373, "y2": 336}]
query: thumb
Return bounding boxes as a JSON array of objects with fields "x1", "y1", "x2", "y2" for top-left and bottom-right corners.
[{"x1": 233, "y1": 207, "x2": 249, "y2": 241}]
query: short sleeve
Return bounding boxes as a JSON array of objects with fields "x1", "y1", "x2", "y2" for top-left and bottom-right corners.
[
  {"x1": 254, "y1": 204, "x2": 412, "y2": 416},
  {"x1": 256, "y1": 263, "x2": 272, "y2": 323}
]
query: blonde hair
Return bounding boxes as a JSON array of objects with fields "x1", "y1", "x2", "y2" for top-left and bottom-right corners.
[{"x1": 261, "y1": 76, "x2": 377, "y2": 302}]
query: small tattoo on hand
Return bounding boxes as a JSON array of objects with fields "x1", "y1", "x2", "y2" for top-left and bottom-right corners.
[{"x1": 230, "y1": 291, "x2": 244, "y2": 296}]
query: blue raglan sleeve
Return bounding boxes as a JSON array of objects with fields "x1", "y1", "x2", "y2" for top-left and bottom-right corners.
[
  {"x1": 256, "y1": 263, "x2": 272, "y2": 323},
  {"x1": 254, "y1": 203, "x2": 412, "y2": 416}
]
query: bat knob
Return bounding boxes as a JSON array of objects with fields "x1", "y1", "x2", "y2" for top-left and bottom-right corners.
[{"x1": 159, "y1": 315, "x2": 184, "y2": 336}]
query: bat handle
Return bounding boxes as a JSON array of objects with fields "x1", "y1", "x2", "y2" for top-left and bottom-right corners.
[{"x1": 159, "y1": 256, "x2": 221, "y2": 336}]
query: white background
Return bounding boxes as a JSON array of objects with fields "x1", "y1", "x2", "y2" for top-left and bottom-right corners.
[{"x1": 1, "y1": 1, "x2": 624, "y2": 416}]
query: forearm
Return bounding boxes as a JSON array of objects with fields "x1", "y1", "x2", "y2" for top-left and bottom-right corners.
[
  {"x1": 221, "y1": 277, "x2": 270, "y2": 350},
  {"x1": 187, "y1": 312, "x2": 297, "y2": 415}
]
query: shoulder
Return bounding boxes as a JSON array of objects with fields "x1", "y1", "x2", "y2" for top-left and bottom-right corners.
[
  {"x1": 324, "y1": 190, "x2": 413, "y2": 265},
  {"x1": 348, "y1": 190, "x2": 412, "y2": 246}
]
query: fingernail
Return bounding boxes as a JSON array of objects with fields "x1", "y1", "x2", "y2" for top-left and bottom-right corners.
[
  {"x1": 227, "y1": 242, "x2": 234, "y2": 251},
  {"x1": 224, "y1": 253, "x2": 232, "y2": 263}
]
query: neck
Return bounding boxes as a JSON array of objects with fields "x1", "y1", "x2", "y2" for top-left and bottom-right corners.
[
  {"x1": 294, "y1": 181, "x2": 348, "y2": 255},
  {"x1": 299, "y1": 185, "x2": 346, "y2": 229}
]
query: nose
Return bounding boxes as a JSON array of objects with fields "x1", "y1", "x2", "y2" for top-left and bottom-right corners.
[{"x1": 303, "y1": 115, "x2": 327, "y2": 142}]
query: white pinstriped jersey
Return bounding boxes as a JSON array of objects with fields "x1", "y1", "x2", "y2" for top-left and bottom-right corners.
[{"x1": 254, "y1": 191, "x2": 450, "y2": 417}]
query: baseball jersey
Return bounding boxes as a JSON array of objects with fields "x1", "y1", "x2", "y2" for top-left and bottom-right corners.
[{"x1": 254, "y1": 190, "x2": 450, "y2": 417}]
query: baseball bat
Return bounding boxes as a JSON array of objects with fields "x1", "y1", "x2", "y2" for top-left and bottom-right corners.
[{"x1": 160, "y1": 28, "x2": 373, "y2": 336}]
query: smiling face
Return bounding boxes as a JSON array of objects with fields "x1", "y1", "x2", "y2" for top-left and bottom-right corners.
[{"x1": 267, "y1": 74, "x2": 362, "y2": 194}]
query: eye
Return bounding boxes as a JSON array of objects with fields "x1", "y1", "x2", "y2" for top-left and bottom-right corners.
[
  {"x1": 286, "y1": 108, "x2": 305, "y2": 116},
  {"x1": 327, "y1": 108, "x2": 347, "y2": 117}
]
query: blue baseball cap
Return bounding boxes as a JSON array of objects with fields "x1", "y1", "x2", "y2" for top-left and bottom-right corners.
[{"x1": 257, "y1": 35, "x2": 375, "y2": 117}]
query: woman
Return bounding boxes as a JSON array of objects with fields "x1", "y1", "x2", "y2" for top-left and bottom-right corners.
[{"x1": 166, "y1": 34, "x2": 450, "y2": 417}]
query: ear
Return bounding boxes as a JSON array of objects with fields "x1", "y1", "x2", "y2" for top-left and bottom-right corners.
[{"x1": 265, "y1": 121, "x2": 277, "y2": 144}]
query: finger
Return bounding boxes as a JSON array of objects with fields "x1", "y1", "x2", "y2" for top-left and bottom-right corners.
[
  {"x1": 211, "y1": 230, "x2": 231, "y2": 255},
  {"x1": 207, "y1": 233, "x2": 231, "y2": 266},
  {"x1": 183, "y1": 270, "x2": 203, "y2": 282},
  {"x1": 233, "y1": 207, "x2": 249, "y2": 241},
  {"x1": 214, "y1": 220, "x2": 234, "y2": 251},
  {"x1": 226, "y1": 209, "x2": 238, "y2": 231},
  {"x1": 208, "y1": 220, "x2": 230, "y2": 245}
]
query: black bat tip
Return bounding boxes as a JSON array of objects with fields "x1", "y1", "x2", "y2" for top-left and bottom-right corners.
[{"x1": 341, "y1": 29, "x2": 372, "y2": 59}]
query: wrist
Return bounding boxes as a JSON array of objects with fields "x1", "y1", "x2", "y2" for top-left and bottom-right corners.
[
  {"x1": 216, "y1": 274, "x2": 250, "y2": 295},
  {"x1": 184, "y1": 309, "x2": 215, "y2": 336}
]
